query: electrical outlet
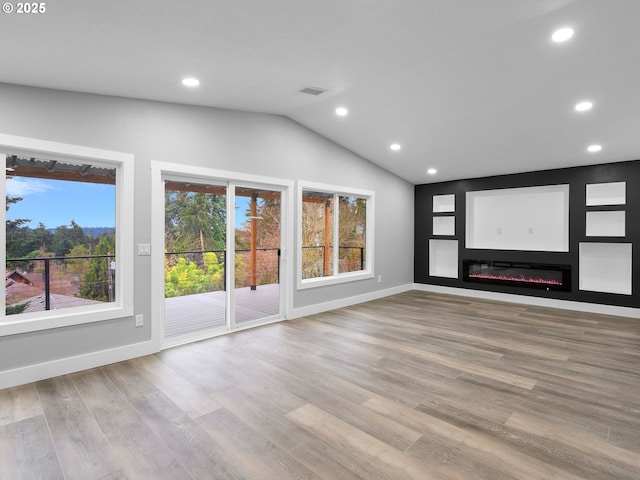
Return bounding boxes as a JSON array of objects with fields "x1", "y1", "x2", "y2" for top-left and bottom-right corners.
[
  {"x1": 135, "y1": 314, "x2": 144, "y2": 327},
  {"x1": 377, "y1": 275, "x2": 382, "y2": 283}
]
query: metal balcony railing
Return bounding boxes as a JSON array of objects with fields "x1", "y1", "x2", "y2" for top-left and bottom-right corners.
[
  {"x1": 302, "y1": 245, "x2": 366, "y2": 277},
  {"x1": 164, "y1": 248, "x2": 281, "y2": 292},
  {"x1": 6, "y1": 246, "x2": 365, "y2": 313},
  {"x1": 5, "y1": 254, "x2": 116, "y2": 312}
]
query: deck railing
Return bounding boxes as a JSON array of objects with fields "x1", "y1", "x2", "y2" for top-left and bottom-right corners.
[
  {"x1": 165, "y1": 245, "x2": 365, "y2": 289},
  {"x1": 6, "y1": 246, "x2": 365, "y2": 312},
  {"x1": 301, "y1": 245, "x2": 365, "y2": 278},
  {"x1": 6, "y1": 254, "x2": 116, "y2": 312},
  {"x1": 164, "y1": 248, "x2": 281, "y2": 292}
]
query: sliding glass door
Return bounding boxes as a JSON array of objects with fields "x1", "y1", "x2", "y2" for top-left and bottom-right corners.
[{"x1": 162, "y1": 178, "x2": 283, "y2": 341}]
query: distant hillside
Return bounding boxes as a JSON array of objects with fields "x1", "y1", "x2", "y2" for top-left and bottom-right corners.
[
  {"x1": 46, "y1": 227, "x2": 115, "y2": 236},
  {"x1": 83, "y1": 227, "x2": 115, "y2": 237}
]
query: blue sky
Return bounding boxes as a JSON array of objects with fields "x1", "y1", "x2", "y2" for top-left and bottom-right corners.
[
  {"x1": 235, "y1": 196, "x2": 251, "y2": 228},
  {"x1": 6, "y1": 177, "x2": 257, "y2": 229},
  {"x1": 6, "y1": 177, "x2": 115, "y2": 229}
]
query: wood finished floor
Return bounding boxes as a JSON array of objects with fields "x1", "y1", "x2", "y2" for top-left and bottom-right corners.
[{"x1": 1, "y1": 290, "x2": 639, "y2": 479}]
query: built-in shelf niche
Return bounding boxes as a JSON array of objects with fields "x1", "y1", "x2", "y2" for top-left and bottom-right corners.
[
  {"x1": 579, "y1": 242, "x2": 632, "y2": 295},
  {"x1": 585, "y1": 211, "x2": 626, "y2": 237},
  {"x1": 429, "y1": 239, "x2": 458, "y2": 278},
  {"x1": 433, "y1": 216, "x2": 455, "y2": 236},
  {"x1": 433, "y1": 194, "x2": 455, "y2": 213},
  {"x1": 586, "y1": 182, "x2": 626, "y2": 206}
]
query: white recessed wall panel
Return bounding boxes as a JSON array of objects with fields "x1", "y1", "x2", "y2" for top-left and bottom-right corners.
[
  {"x1": 433, "y1": 216, "x2": 455, "y2": 236},
  {"x1": 429, "y1": 239, "x2": 458, "y2": 278},
  {"x1": 579, "y1": 243, "x2": 632, "y2": 295},
  {"x1": 433, "y1": 194, "x2": 455, "y2": 213},
  {"x1": 466, "y1": 184, "x2": 569, "y2": 251},
  {"x1": 585, "y1": 211, "x2": 626, "y2": 237},
  {"x1": 586, "y1": 182, "x2": 626, "y2": 206}
]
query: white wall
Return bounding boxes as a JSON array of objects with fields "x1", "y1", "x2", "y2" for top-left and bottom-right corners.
[{"x1": 0, "y1": 83, "x2": 414, "y2": 381}]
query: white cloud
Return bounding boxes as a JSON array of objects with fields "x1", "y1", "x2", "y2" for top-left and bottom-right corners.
[{"x1": 6, "y1": 177, "x2": 53, "y2": 196}]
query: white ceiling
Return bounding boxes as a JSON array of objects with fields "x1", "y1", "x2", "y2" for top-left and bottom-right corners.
[{"x1": 1, "y1": 0, "x2": 638, "y2": 184}]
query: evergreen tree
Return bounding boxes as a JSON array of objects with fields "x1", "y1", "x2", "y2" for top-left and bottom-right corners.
[
  {"x1": 66, "y1": 244, "x2": 90, "y2": 277},
  {"x1": 6, "y1": 302, "x2": 30, "y2": 315},
  {"x1": 165, "y1": 190, "x2": 226, "y2": 253},
  {"x1": 52, "y1": 222, "x2": 86, "y2": 256},
  {"x1": 68, "y1": 220, "x2": 87, "y2": 245},
  {"x1": 5, "y1": 194, "x2": 32, "y2": 258},
  {"x1": 80, "y1": 234, "x2": 115, "y2": 301},
  {"x1": 33, "y1": 222, "x2": 53, "y2": 255}
]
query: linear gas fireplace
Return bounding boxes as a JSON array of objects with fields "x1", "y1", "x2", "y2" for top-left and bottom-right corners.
[{"x1": 463, "y1": 260, "x2": 571, "y2": 292}]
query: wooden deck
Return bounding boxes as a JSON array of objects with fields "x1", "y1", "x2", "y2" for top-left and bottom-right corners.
[{"x1": 164, "y1": 283, "x2": 280, "y2": 337}]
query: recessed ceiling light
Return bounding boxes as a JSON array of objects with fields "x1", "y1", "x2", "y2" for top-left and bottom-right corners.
[
  {"x1": 182, "y1": 77, "x2": 200, "y2": 87},
  {"x1": 335, "y1": 107, "x2": 348, "y2": 117},
  {"x1": 427, "y1": 168, "x2": 437, "y2": 175},
  {"x1": 575, "y1": 101, "x2": 593, "y2": 112},
  {"x1": 587, "y1": 144, "x2": 602, "y2": 153},
  {"x1": 390, "y1": 143, "x2": 401, "y2": 151},
  {"x1": 552, "y1": 27, "x2": 574, "y2": 43}
]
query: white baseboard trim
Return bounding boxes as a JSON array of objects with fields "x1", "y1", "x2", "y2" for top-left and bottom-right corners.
[
  {"x1": 289, "y1": 283, "x2": 414, "y2": 319},
  {"x1": 2, "y1": 285, "x2": 414, "y2": 390},
  {"x1": 0, "y1": 340, "x2": 157, "y2": 390},
  {"x1": 5, "y1": 282, "x2": 634, "y2": 390},
  {"x1": 413, "y1": 283, "x2": 640, "y2": 318}
]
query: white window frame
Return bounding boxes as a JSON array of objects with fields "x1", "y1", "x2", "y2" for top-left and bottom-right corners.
[
  {"x1": 1, "y1": 134, "x2": 134, "y2": 336},
  {"x1": 297, "y1": 180, "x2": 374, "y2": 290}
]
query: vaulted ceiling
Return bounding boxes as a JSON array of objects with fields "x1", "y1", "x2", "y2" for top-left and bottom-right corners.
[{"x1": 1, "y1": 0, "x2": 638, "y2": 184}]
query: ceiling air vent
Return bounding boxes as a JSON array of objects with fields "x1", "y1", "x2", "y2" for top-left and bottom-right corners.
[{"x1": 299, "y1": 86, "x2": 327, "y2": 96}]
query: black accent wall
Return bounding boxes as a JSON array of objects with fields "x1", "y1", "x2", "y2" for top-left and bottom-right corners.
[{"x1": 414, "y1": 159, "x2": 640, "y2": 308}]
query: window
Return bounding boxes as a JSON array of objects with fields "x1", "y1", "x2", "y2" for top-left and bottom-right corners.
[
  {"x1": 1, "y1": 134, "x2": 133, "y2": 335},
  {"x1": 298, "y1": 181, "x2": 373, "y2": 288}
]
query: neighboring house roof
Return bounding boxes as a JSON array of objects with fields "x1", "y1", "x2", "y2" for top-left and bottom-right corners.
[
  {"x1": 5, "y1": 270, "x2": 34, "y2": 287},
  {"x1": 12, "y1": 293, "x2": 103, "y2": 313}
]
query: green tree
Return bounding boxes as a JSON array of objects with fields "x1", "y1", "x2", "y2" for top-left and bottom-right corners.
[
  {"x1": 203, "y1": 251, "x2": 225, "y2": 291},
  {"x1": 80, "y1": 234, "x2": 115, "y2": 301},
  {"x1": 33, "y1": 222, "x2": 53, "y2": 255},
  {"x1": 66, "y1": 244, "x2": 90, "y2": 277},
  {"x1": 52, "y1": 221, "x2": 86, "y2": 256},
  {"x1": 234, "y1": 252, "x2": 249, "y2": 288},
  {"x1": 165, "y1": 190, "x2": 226, "y2": 253},
  {"x1": 6, "y1": 302, "x2": 30, "y2": 315},
  {"x1": 68, "y1": 220, "x2": 86, "y2": 245},
  {"x1": 164, "y1": 188, "x2": 227, "y2": 296},
  {"x1": 164, "y1": 251, "x2": 226, "y2": 298},
  {"x1": 6, "y1": 195, "x2": 30, "y2": 228},
  {"x1": 165, "y1": 257, "x2": 208, "y2": 297},
  {"x1": 5, "y1": 194, "x2": 32, "y2": 258}
]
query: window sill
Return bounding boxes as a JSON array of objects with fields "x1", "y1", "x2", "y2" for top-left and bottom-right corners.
[
  {"x1": 297, "y1": 270, "x2": 374, "y2": 290},
  {"x1": 0, "y1": 303, "x2": 133, "y2": 337}
]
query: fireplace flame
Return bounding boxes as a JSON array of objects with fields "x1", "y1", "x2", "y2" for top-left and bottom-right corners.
[{"x1": 468, "y1": 272, "x2": 562, "y2": 286}]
